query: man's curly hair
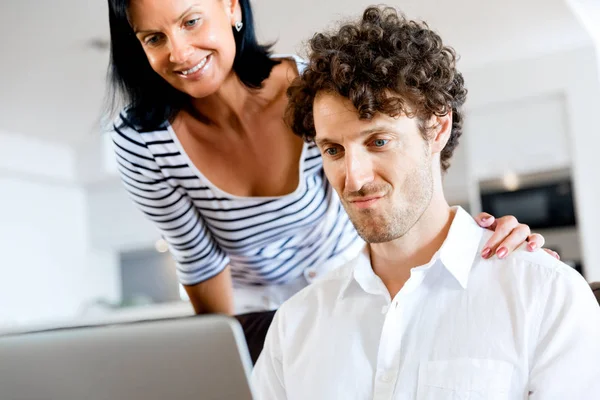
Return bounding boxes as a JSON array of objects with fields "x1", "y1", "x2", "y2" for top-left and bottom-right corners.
[{"x1": 286, "y1": 6, "x2": 468, "y2": 172}]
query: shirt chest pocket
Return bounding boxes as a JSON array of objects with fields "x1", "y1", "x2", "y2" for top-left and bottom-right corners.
[{"x1": 417, "y1": 359, "x2": 513, "y2": 400}]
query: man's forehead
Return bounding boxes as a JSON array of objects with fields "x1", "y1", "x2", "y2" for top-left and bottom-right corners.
[
  {"x1": 313, "y1": 92, "x2": 358, "y2": 119},
  {"x1": 313, "y1": 92, "x2": 408, "y2": 140},
  {"x1": 313, "y1": 96, "x2": 370, "y2": 144}
]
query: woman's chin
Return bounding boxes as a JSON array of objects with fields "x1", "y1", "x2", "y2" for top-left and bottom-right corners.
[{"x1": 172, "y1": 79, "x2": 222, "y2": 100}]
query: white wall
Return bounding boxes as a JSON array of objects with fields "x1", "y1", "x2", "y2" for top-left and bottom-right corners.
[
  {"x1": 85, "y1": 180, "x2": 161, "y2": 252},
  {"x1": 0, "y1": 130, "x2": 75, "y2": 181},
  {"x1": 0, "y1": 176, "x2": 87, "y2": 327},
  {"x1": 0, "y1": 132, "x2": 120, "y2": 331},
  {"x1": 466, "y1": 93, "x2": 570, "y2": 179},
  {"x1": 567, "y1": 0, "x2": 600, "y2": 45}
]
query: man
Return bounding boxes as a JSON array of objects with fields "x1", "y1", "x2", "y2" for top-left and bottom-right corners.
[{"x1": 251, "y1": 6, "x2": 600, "y2": 400}]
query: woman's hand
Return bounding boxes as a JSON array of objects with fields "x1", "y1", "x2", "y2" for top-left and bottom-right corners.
[{"x1": 474, "y1": 213, "x2": 560, "y2": 260}]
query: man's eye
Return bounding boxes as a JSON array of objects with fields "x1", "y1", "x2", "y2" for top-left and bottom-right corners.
[
  {"x1": 325, "y1": 147, "x2": 339, "y2": 156},
  {"x1": 372, "y1": 139, "x2": 389, "y2": 147}
]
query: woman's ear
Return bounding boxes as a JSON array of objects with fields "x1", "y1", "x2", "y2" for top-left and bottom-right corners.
[
  {"x1": 430, "y1": 112, "x2": 453, "y2": 156},
  {"x1": 225, "y1": 0, "x2": 242, "y2": 26}
]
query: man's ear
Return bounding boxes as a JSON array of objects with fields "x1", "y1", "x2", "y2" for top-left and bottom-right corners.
[
  {"x1": 225, "y1": 0, "x2": 242, "y2": 26},
  {"x1": 430, "y1": 112, "x2": 453, "y2": 156}
]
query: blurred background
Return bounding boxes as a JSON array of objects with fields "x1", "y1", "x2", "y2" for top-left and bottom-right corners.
[{"x1": 1, "y1": 0, "x2": 599, "y2": 331}]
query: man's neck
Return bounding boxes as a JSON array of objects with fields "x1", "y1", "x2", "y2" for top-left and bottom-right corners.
[{"x1": 369, "y1": 192, "x2": 454, "y2": 298}]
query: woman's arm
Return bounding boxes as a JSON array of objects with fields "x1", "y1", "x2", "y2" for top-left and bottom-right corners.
[
  {"x1": 183, "y1": 266, "x2": 234, "y2": 315},
  {"x1": 111, "y1": 118, "x2": 232, "y2": 314}
]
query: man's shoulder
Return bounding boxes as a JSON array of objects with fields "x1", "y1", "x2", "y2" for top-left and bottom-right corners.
[{"x1": 478, "y1": 230, "x2": 587, "y2": 292}]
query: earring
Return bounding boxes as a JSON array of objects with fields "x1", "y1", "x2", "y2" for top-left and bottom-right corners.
[{"x1": 234, "y1": 21, "x2": 243, "y2": 32}]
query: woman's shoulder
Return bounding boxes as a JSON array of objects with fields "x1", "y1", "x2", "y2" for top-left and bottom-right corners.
[
  {"x1": 112, "y1": 106, "x2": 170, "y2": 135},
  {"x1": 110, "y1": 106, "x2": 172, "y2": 162},
  {"x1": 264, "y1": 54, "x2": 309, "y2": 103},
  {"x1": 271, "y1": 53, "x2": 308, "y2": 74}
]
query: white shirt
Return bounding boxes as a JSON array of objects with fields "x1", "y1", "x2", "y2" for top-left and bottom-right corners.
[{"x1": 252, "y1": 207, "x2": 600, "y2": 399}]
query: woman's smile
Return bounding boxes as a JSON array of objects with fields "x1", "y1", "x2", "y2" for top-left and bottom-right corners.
[{"x1": 174, "y1": 53, "x2": 212, "y2": 79}]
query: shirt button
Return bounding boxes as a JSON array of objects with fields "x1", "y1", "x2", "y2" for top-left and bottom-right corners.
[
  {"x1": 308, "y1": 270, "x2": 317, "y2": 279},
  {"x1": 381, "y1": 305, "x2": 389, "y2": 314},
  {"x1": 380, "y1": 372, "x2": 394, "y2": 382}
]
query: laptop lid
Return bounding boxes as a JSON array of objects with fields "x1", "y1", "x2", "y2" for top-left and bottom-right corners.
[{"x1": 0, "y1": 315, "x2": 255, "y2": 400}]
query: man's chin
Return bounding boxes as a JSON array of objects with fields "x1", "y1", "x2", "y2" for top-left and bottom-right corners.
[
  {"x1": 353, "y1": 223, "x2": 399, "y2": 243},
  {"x1": 357, "y1": 230, "x2": 399, "y2": 243}
]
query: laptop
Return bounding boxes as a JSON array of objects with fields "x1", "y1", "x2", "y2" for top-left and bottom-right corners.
[{"x1": 0, "y1": 315, "x2": 255, "y2": 400}]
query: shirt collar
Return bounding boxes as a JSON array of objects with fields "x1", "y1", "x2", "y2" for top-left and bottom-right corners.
[
  {"x1": 339, "y1": 206, "x2": 483, "y2": 299},
  {"x1": 338, "y1": 246, "x2": 387, "y2": 300},
  {"x1": 438, "y1": 206, "x2": 484, "y2": 289}
]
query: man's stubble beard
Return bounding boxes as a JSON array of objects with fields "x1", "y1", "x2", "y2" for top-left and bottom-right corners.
[{"x1": 345, "y1": 157, "x2": 434, "y2": 244}]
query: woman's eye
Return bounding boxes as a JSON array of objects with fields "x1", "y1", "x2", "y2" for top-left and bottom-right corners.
[
  {"x1": 145, "y1": 35, "x2": 160, "y2": 46},
  {"x1": 184, "y1": 18, "x2": 199, "y2": 27},
  {"x1": 372, "y1": 139, "x2": 388, "y2": 147}
]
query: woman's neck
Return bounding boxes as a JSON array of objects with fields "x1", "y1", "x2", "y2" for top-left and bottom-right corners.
[{"x1": 188, "y1": 71, "x2": 272, "y2": 133}]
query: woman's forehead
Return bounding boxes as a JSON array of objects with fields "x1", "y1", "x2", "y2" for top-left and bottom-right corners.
[{"x1": 128, "y1": 0, "x2": 212, "y2": 28}]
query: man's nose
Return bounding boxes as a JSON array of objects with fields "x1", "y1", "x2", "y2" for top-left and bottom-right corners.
[{"x1": 344, "y1": 151, "x2": 374, "y2": 193}]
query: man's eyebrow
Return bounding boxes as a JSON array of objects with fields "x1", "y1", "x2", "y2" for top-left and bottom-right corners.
[
  {"x1": 314, "y1": 126, "x2": 391, "y2": 147},
  {"x1": 357, "y1": 126, "x2": 391, "y2": 136},
  {"x1": 133, "y1": 4, "x2": 199, "y2": 33},
  {"x1": 315, "y1": 137, "x2": 334, "y2": 147}
]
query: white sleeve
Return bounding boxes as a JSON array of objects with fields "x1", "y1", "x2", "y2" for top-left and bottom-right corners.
[
  {"x1": 251, "y1": 309, "x2": 288, "y2": 400},
  {"x1": 529, "y1": 265, "x2": 600, "y2": 398}
]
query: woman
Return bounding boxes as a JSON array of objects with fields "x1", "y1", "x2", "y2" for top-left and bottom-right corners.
[{"x1": 106, "y1": 0, "x2": 553, "y2": 319}]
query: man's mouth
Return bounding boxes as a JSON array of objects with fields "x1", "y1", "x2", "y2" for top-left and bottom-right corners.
[{"x1": 348, "y1": 195, "x2": 384, "y2": 209}]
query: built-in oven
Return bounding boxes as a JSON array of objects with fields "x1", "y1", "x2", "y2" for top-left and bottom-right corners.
[{"x1": 480, "y1": 177, "x2": 576, "y2": 230}]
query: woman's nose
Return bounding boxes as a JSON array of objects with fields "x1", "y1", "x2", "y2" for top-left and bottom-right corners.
[{"x1": 169, "y1": 37, "x2": 194, "y2": 65}]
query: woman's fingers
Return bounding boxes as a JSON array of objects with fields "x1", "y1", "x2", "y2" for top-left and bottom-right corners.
[{"x1": 481, "y1": 216, "x2": 528, "y2": 258}]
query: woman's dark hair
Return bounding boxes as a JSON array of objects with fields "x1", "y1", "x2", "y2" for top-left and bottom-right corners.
[
  {"x1": 106, "y1": 0, "x2": 279, "y2": 130},
  {"x1": 286, "y1": 6, "x2": 467, "y2": 172}
]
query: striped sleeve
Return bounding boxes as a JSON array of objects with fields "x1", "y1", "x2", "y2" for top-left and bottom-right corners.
[{"x1": 110, "y1": 118, "x2": 230, "y2": 285}]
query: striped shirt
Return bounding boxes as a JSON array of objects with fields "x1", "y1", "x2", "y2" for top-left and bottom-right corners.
[{"x1": 110, "y1": 57, "x2": 363, "y2": 290}]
